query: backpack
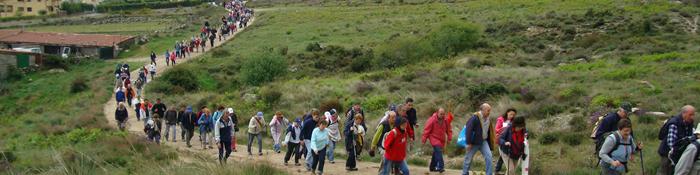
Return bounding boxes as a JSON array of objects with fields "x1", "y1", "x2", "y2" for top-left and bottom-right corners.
[
  {"x1": 659, "y1": 119, "x2": 672, "y2": 141},
  {"x1": 669, "y1": 136, "x2": 700, "y2": 166},
  {"x1": 596, "y1": 132, "x2": 632, "y2": 165},
  {"x1": 590, "y1": 115, "x2": 606, "y2": 139},
  {"x1": 382, "y1": 129, "x2": 398, "y2": 149}
]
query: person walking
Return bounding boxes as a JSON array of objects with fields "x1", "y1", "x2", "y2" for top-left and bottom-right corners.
[
  {"x1": 301, "y1": 109, "x2": 321, "y2": 171},
  {"x1": 227, "y1": 108, "x2": 240, "y2": 152},
  {"x1": 284, "y1": 118, "x2": 303, "y2": 166},
  {"x1": 125, "y1": 85, "x2": 135, "y2": 107},
  {"x1": 311, "y1": 120, "x2": 330, "y2": 175},
  {"x1": 462, "y1": 103, "x2": 496, "y2": 175},
  {"x1": 371, "y1": 111, "x2": 397, "y2": 157},
  {"x1": 675, "y1": 123, "x2": 700, "y2": 175},
  {"x1": 499, "y1": 116, "x2": 530, "y2": 175},
  {"x1": 115, "y1": 102, "x2": 128, "y2": 131},
  {"x1": 164, "y1": 108, "x2": 178, "y2": 142},
  {"x1": 215, "y1": 110, "x2": 235, "y2": 164},
  {"x1": 345, "y1": 102, "x2": 366, "y2": 129},
  {"x1": 165, "y1": 50, "x2": 170, "y2": 66},
  {"x1": 598, "y1": 119, "x2": 640, "y2": 175},
  {"x1": 181, "y1": 106, "x2": 197, "y2": 147},
  {"x1": 658, "y1": 105, "x2": 696, "y2": 175},
  {"x1": 326, "y1": 110, "x2": 341, "y2": 164},
  {"x1": 344, "y1": 114, "x2": 365, "y2": 171},
  {"x1": 146, "y1": 114, "x2": 163, "y2": 144},
  {"x1": 248, "y1": 112, "x2": 266, "y2": 156},
  {"x1": 198, "y1": 108, "x2": 213, "y2": 149},
  {"x1": 152, "y1": 99, "x2": 167, "y2": 122},
  {"x1": 422, "y1": 108, "x2": 452, "y2": 173},
  {"x1": 148, "y1": 63, "x2": 156, "y2": 81},
  {"x1": 380, "y1": 117, "x2": 410, "y2": 175},
  {"x1": 495, "y1": 108, "x2": 517, "y2": 173},
  {"x1": 150, "y1": 51, "x2": 157, "y2": 65},
  {"x1": 595, "y1": 103, "x2": 634, "y2": 154},
  {"x1": 269, "y1": 111, "x2": 289, "y2": 153},
  {"x1": 115, "y1": 87, "x2": 125, "y2": 105}
]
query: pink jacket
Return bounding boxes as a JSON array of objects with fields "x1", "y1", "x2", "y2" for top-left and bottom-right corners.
[
  {"x1": 421, "y1": 112, "x2": 452, "y2": 147},
  {"x1": 495, "y1": 116, "x2": 510, "y2": 138}
]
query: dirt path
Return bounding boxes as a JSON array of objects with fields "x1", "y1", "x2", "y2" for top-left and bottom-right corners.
[{"x1": 102, "y1": 8, "x2": 484, "y2": 175}]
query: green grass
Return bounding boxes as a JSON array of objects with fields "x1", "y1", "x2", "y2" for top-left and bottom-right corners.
[{"x1": 22, "y1": 22, "x2": 168, "y2": 35}]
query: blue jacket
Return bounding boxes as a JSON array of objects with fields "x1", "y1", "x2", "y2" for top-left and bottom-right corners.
[
  {"x1": 465, "y1": 114, "x2": 495, "y2": 150},
  {"x1": 115, "y1": 91, "x2": 125, "y2": 102},
  {"x1": 300, "y1": 116, "x2": 317, "y2": 140}
]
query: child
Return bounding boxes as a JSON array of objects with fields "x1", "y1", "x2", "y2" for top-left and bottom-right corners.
[
  {"x1": 344, "y1": 114, "x2": 365, "y2": 171},
  {"x1": 326, "y1": 110, "x2": 341, "y2": 164},
  {"x1": 284, "y1": 118, "x2": 302, "y2": 166},
  {"x1": 380, "y1": 117, "x2": 409, "y2": 175},
  {"x1": 311, "y1": 120, "x2": 330, "y2": 175}
]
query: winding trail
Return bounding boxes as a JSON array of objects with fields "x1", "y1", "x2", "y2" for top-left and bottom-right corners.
[{"x1": 102, "y1": 7, "x2": 484, "y2": 175}]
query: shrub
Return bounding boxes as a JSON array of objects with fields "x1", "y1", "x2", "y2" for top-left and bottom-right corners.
[
  {"x1": 96, "y1": 0, "x2": 201, "y2": 12},
  {"x1": 61, "y1": 2, "x2": 94, "y2": 15},
  {"x1": 364, "y1": 95, "x2": 388, "y2": 111},
  {"x1": 70, "y1": 76, "x2": 89, "y2": 93},
  {"x1": 590, "y1": 95, "x2": 621, "y2": 108},
  {"x1": 539, "y1": 132, "x2": 560, "y2": 145},
  {"x1": 562, "y1": 133, "x2": 582, "y2": 146},
  {"x1": 306, "y1": 42, "x2": 322, "y2": 52},
  {"x1": 240, "y1": 51, "x2": 288, "y2": 86},
  {"x1": 375, "y1": 36, "x2": 434, "y2": 69},
  {"x1": 428, "y1": 20, "x2": 482, "y2": 57},
  {"x1": 350, "y1": 53, "x2": 373, "y2": 72},
  {"x1": 211, "y1": 49, "x2": 230, "y2": 58},
  {"x1": 354, "y1": 81, "x2": 374, "y2": 95},
  {"x1": 319, "y1": 98, "x2": 343, "y2": 114},
  {"x1": 638, "y1": 114, "x2": 656, "y2": 124},
  {"x1": 466, "y1": 83, "x2": 508, "y2": 105},
  {"x1": 43, "y1": 55, "x2": 69, "y2": 70},
  {"x1": 602, "y1": 67, "x2": 648, "y2": 80},
  {"x1": 5, "y1": 66, "x2": 24, "y2": 81},
  {"x1": 568, "y1": 116, "x2": 587, "y2": 131},
  {"x1": 260, "y1": 87, "x2": 282, "y2": 105},
  {"x1": 160, "y1": 67, "x2": 198, "y2": 92},
  {"x1": 558, "y1": 86, "x2": 586, "y2": 99}
]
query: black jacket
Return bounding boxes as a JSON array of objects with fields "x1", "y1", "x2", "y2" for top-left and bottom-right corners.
[
  {"x1": 115, "y1": 108, "x2": 128, "y2": 122},
  {"x1": 165, "y1": 109, "x2": 178, "y2": 125},
  {"x1": 181, "y1": 111, "x2": 197, "y2": 130},
  {"x1": 152, "y1": 103, "x2": 167, "y2": 118}
]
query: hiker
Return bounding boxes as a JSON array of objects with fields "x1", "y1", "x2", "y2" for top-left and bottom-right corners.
[
  {"x1": 165, "y1": 50, "x2": 170, "y2": 66},
  {"x1": 209, "y1": 31, "x2": 216, "y2": 47},
  {"x1": 200, "y1": 36, "x2": 207, "y2": 52},
  {"x1": 269, "y1": 111, "x2": 289, "y2": 153},
  {"x1": 215, "y1": 109, "x2": 235, "y2": 164},
  {"x1": 178, "y1": 106, "x2": 185, "y2": 141},
  {"x1": 140, "y1": 99, "x2": 152, "y2": 125},
  {"x1": 248, "y1": 112, "x2": 266, "y2": 156},
  {"x1": 150, "y1": 51, "x2": 157, "y2": 65},
  {"x1": 495, "y1": 108, "x2": 517, "y2": 173},
  {"x1": 302, "y1": 109, "x2": 321, "y2": 171},
  {"x1": 380, "y1": 117, "x2": 410, "y2": 175},
  {"x1": 396, "y1": 104, "x2": 415, "y2": 143},
  {"x1": 198, "y1": 108, "x2": 213, "y2": 149},
  {"x1": 311, "y1": 120, "x2": 331, "y2": 175},
  {"x1": 345, "y1": 102, "x2": 366, "y2": 130},
  {"x1": 164, "y1": 108, "x2": 178, "y2": 142},
  {"x1": 422, "y1": 108, "x2": 453, "y2": 173},
  {"x1": 596, "y1": 117, "x2": 641, "y2": 175},
  {"x1": 675, "y1": 123, "x2": 700, "y2": 174},
  {"x1": 115, "y1": 87, "x2": 125, "y2": 105},
  {"x1": 405, "y1": 98, "x2": 418, "y2": 131},
  {"x1": 211, "y1": 106, "x2": 225, "y2": 145},
  {"x1": 371, "y1": 111, "x2": 397, "y2": 157},
  {"x1": 135, "y1": 77, "x2": 144, "y2": 97},
  {"x1": 462, "y1": 103, "x2": 496, "y2": 175},
  {"x1": 115, "y1": 102, "x2": 129, "y2": 131},
  {"x1": 125, "y1": 85, "x2": 135, "y2": 107},
  {"x1": 594, "y1": 103, "x2": 634, "y2": 152},
  {"x1": 658, "y1": 105, "x2": 697, "y2": 175},
  {"x1": 284, "y1": 118, "x2": 303, "y2": 166},
  {"x1": 499, "y1": 116, "x2": 530, "y2": 175},
  {"x1": 152, "y1": 99, "x2": 167, "y2": 121},
  {"x1": 146, "y1": 114, "x2": 163, "y2": 144},
  {"x1": 134, "y1": 99, "x2": 142, "y2": 121},
  {"x1": 326, "y1": 110, "x2": 341, "y2": 164},
  {"x1": 344, "y1": 113, "x2": 365, "y2": 171},
  {"x1": 181, "y1": 106, "x2": 197, "y2": 147},
  {"x1": 227, "y1": 108, "x2": 239, "y2": 152},
  {"x1": 149, "y1": 63, "x2": 156, "y2": 80}
]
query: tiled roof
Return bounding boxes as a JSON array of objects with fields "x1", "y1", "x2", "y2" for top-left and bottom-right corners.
[{"x1": 0, "y1": 30, "x2": 134, "y2": 47}]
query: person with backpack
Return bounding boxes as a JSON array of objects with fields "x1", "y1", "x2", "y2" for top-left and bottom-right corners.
[
  {"x1": 371, "y1": 111, "x2": 397, "y2": 157},
  {"x1": 152, "y1": 99, "x2": 167, "y2": 122},
  {"x1": 422, "y1": 108, "x2": 453, "y2": 173},
  {"x1": 228, "y1": 108, "x2": 240, "y2": 152},
  {"x1": 270, "y1": 111, "x2": 289, "y2": 153},
  {"x1": 115, "y1": 87, "x2": 125, "y2": 105},
  {"x1": 150, "y1": 51, "x2": 157, "y2": 65},
  {"x1": 301, "y1": 109, "x2": 321, "y2": 171},
  {"x1": 284, "y1": 118, "x2": 303, "y2": 166},
  {"x1": 310, "y1": 120, "x2": 330, "y2": 175},
  {"x1": 405, "y1": 98, "x2": 418, "y2": 132},
  {"x1": 146, "y1": 114, "x2": 163, "y2": 144},
  {"x1": 164, "y1": 108, "x2": 178, "y2": 142},
  {"x1": 248, "y1": 112, "x2": 266, "y2": 156},
  {"x1": 598, "y1": 119, "x2": 639, "y2": 174},
  {"x1": 594, "y1": 103, "x2": 634, "y2": 153},
  {"x1": 499, "y1": 116, "x2": 529, "y2": 175},
  {"x1": 215, "y1": 109, "x2": 235, "y2": 165},
  {"x1": 675, "y1": 124, "x2": 700, "y2": 175},
  {"x1": 211, "y1": 106, "x2": 225, "y2": 146},
  {"x1": 659, "y1": 105, "x2": 697, "y2": 175},
  {"x1": 139, "y1": 99, "x2": 152, "y2": 125},
  {"x1": 344, "y1": 113, "x2": 365, "y2": 171},
  {"x1": 346, "y1": 102, "x2": 366, "y2": 130},
  {"x1": 380, "y1": 117, "x2": 410, "y2": 175},
  {"x1": 198, "y1": 108, "x2": 213, "y2": 149},
  {"x1": 462, "y1": 103, "x2": 496, "y2": 175},
  {"x1": 125, "y1": 85, "x2": 135, "y2": 107},
  {"x1": 115, "y1": 102, "x2": 128, "y2": 131},
  {"x1": 495, "y1": 108, "x2": 517, "y2": 174},
  {"x1": 325, "y1": 110, "x2": 341, "y2": 164},
  {"x1": 181, "y1": 106, "x2": 197, "y2": 147}
]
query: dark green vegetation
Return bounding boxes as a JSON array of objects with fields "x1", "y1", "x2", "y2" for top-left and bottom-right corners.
[{"x1": 149, "y1": 0, "x2": 700, "y2": 174}]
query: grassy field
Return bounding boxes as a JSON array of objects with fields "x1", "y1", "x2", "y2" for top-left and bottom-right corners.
[
  {"x1": 22, "y1": 22, "x2": 167, "y2": 35},
  {"x1": 144, "y1": 0, "x2": 700, "y2": 174}
]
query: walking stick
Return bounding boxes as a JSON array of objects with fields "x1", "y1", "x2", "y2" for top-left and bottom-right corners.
[{"x1": 640, "y1": 144, "x2": 645, "y2": 175}]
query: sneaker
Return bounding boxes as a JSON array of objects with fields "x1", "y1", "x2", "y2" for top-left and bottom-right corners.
[
  {"x1": 330, "y1": 161, "x2": 335, "y2": 164},
  {"x1": 258, "y1": 153, "x2": 263, "y2": 156},
  {"x1": 248, "y1": 152, "x2": 253, "y2": 156},
  {"x1": 347, "y1": 168, "x2": 358, "y2": 171},
  {"x1": 438, "y1": 169, "x2": 445, "y2": 173}
]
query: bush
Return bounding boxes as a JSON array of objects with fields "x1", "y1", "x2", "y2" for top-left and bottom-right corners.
[
  {"x1": 319, "y1": 98, "x2": 343, "y2": 114},
  {"x1": 61, "y1": 2, "x2": 94, "y2": 15},
  {"x1": 375, "y1": 36, "x2": 434, "y2": 69},
  {"x1": 638, "y1": 114, "x2": 656, "y2": 124},
  {"x1": 568, "y1": 116, "x2": 587, "y2": 131},
  {"x1": 350, "y1": 53, "x2": 373, "y2": 72},
  {"x1": 240, "y1": 51, "x2": 287, "y2": 86},
  {"x1": 466, "y1": 83, "x2": 508, "y2": 105},
  {"x1": 562, "y1": 133, "x2": 582, "y2": 146},
  {"x1": 364, "y1": 95, "x2": 388, "y2": 111},
  {"x1": 160, "y1": 67, "x2": 198, "y2": 92},
  {"x1": 211, "y1": 49, "x2": 230, "y2": 58},
  {"x1": 539, "y1": 132, "x2": 560, "y2": 145},
  {"x1": 5, "y1": 66, "x2": 24, "y2": 81},
  {"x1": 260, "y1": 87, "x2": 282, "y2": 105},
  {"x1": 96, "y1": 0, "x2": 202, "y2": 12},
  {"x1": 43, "y1": 55, "x2": 69, "y2": 70},
  {"x1": 306, "y1": 42, "x2": 322, "y2": 52},
  {"x1": 70, "y1": 76, "x2": 89, "y2": 93},
  {"x1": 354, "y1": 81, "x2": 374, "y2": 95},
  {"x1": 428, "y1": 20, "x2": 482, "y2": 57}
]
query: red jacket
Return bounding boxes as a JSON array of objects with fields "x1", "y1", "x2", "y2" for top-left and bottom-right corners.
[
  {"x1": 422, "y1": 112, "x2": 453, "y2": 147},
  {"x1": 383, "y1": 128, "x2": 407, "y2": 161}
]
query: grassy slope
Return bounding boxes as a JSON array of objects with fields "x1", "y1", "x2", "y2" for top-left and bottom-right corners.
[{"x1": 146, "y1": 0, "x2": 700, "y2": 174}]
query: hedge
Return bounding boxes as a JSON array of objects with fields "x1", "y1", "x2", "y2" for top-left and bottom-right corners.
[{"x1": 96, "y1": 0, "x2": 204, "y2": 12}]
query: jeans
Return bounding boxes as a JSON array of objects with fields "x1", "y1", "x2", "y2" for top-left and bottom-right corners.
[
  {"x1": 219, "y1": 140, "x2": 232, "y2": 164},
  {"x1": 326, "y1": 141, "x2": 336, "y2": 161},
  {"x1": 380, "y1": 158, "x2": 409, "y2": 175},
  {"x1": 164, "y1": 124, "x2": 177, "y2": 141},
  {"x1": 304, "y1": 139, "x2": 313, "y2": 169},
  {"x1": 184, "y1": 128, "x2": 194, "y2": 146},
  {"x1": 247, "y1": 133, "x2": 262, "y2": 154},
  {"x1": 462, "y1": 142, "x2": 493, "y2": 175},
  {"x1": 200, "y1": 130, "x2": 210, "y2": 148},
  {"x1": 284, "y1": 142, "x2": 301, "y2": 164},
  {"x1": 430, "y1": 146, "x2": 445, "y2": 171},
  {"x1": 312, "y1": 147, "x2": 327, "y2": 174}
]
